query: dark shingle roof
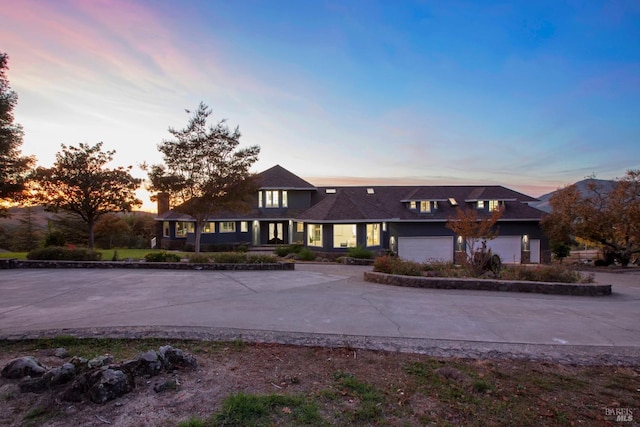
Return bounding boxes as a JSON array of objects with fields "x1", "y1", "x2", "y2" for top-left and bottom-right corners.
[{"x1": 257, "y1": 165, "x2": 316, "y2": 190}]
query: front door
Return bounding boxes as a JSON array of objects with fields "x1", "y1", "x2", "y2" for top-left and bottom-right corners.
[
  {"x1": 268, "y1": 223, "x2": 284, "y2": 244},
  {"x1": 252, "y1": 221, "x2": 260, "y2": 246}
]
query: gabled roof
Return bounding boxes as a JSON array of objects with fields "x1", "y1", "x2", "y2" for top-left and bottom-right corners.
[{"x1": 257, "y1": 165, "x2": 316, "y2": 190}]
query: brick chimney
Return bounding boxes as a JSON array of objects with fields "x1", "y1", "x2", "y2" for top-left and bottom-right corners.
[{"x1": 157, "y1": 192, "x2": 170, "y2": 215}]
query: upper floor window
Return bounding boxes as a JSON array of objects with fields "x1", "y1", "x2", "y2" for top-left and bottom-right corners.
[
  {"x1": 420, "y1": 201, "x2": 431, "y2": 213},
  {"x1": 477, "y1": 200, "x2": 485, "y2": 209},
  {"x1": 489, "y1": 200, "x2": 501, "y2": 211},
  {"x1": 258, "y1": 192, "x2": 263, "y2": 208},
  {"x1": 266, "y1": 190, "x2": 279, "y2": 208},
  {"x1": 410, "y1": 201, "x2": 416, "y2": 209},
  {"x1": 282, "y1": 191, "x2": 288, "y2": 208}
]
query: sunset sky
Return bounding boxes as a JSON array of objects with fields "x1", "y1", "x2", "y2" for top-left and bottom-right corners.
[{"x1": 1, "y1": 0, "x2": 639, "y2": 210}]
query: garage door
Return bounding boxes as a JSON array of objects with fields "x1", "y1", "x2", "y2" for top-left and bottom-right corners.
[
  {"x1": 398, "y1": 237, "x2": 454, "y2": 263},
  {"x1": 486, "y1": 236, "x2": 521, "y2": 264}
]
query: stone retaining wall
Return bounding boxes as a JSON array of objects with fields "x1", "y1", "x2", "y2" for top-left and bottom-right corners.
[
  {"x1": 364, "y1": 271, "x2": 611, "y2": 296},
  {"x1": 4, "y1": 259, "x2": 295, "y2": 271}
]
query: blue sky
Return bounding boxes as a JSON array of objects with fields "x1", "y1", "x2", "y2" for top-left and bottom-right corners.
[{"x1": 1, "y1": 0, "x2": 639, "y2": 210}]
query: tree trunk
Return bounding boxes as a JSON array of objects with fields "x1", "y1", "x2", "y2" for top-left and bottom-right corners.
[
  {"x1": 194, "y1": 222, "x2": 202, "y2": 254},
  {"x1": 88, "y1": 219, "x2": 95, "y2": 249}
]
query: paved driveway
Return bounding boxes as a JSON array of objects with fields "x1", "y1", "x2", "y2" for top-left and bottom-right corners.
[{"x1": 1, "y1": 264, "x2": 638, "y2": 363}]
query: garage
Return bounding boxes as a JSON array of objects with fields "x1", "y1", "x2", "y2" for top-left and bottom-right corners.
[
  {"x1": 485, "y1": 236, "x2": 521, "y2": 264},
  {"x1": 398, "y1": 236, "x2": 454, "y2": 263}
]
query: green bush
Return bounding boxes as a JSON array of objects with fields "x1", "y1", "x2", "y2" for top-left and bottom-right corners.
[
  {"x1": 211, "y1": 252, "x2": 246, "y2": 263},
  {"x1": 144, "y1": 252, "x2": 182, "y2": 262},
  {"x1": 298, "y1": 248, "x2": 316, "y2": 261},
  {"x1": 373, "y1": 255, "x2": 423, "y2": 276},
  {"x1": 275, "y1": 244, "x2": 303, "y2": 257},
  {"x1": 501, "y1": 264, "x2": 594, "y2": 283},
  {"x1": 27, "y1": 247, "x2": 102, "y2": 261},
  {"x1": 245, "y1": 254, "x2": 278, "y2": 264},
  {"x1": 187, "y1": 254, "x2": 212, "y2": 263},
  {"x1": 347, "y1": 246, "x2": 373, "y2": 259}
]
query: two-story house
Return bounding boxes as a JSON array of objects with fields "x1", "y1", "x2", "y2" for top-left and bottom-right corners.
[{"x1": 155, "y1": 165, "x2": 549, "y2": 264}]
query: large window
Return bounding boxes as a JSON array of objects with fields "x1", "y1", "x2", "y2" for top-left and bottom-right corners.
[
  {"x1": 176, "y1": 222, "x2": 194, "y2": 237},
  {"x1": 220, "y1": 222, "x2": 236, "y2": 233},
  {"x1": 366, "y1": 224, "x2": 380, "y2": 247},
  {"x1": 489, "y1": 200, "x2": 500, "y2": 211},
  {"x1": 266, "y1": 190, "x2": 279, "y2": 208},
  {"x1": 420, "y1": 201, "x2": 431, "y2": 212},
  {"x1": 202, "y1": 222, "x2": 215, "y2": 233},
  {"x1": 307, "y1": 224, "x2": 323, "y2": 247},
  {"x1": 333, "y1": 224, "x2": 356, "y2": 248}
]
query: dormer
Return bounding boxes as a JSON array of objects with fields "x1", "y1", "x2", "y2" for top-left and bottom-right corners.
[
  {"x1": 475, "y1": 199, "x2": 505, "y2": 212},
  {"x1": 406, "y1": 200, "x2": 439, "y2": 213}
]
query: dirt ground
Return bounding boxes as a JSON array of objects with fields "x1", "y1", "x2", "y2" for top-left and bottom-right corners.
[{"x1": 1, "y1": 340, "x2": 638, "y2": 427}]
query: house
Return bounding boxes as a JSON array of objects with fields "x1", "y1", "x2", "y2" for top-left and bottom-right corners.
[{"x1": 155, "y1": 165, "x2": 549, "y2": 263}]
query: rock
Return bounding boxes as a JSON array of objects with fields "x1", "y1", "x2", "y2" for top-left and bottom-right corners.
[
  {"x1": 20, "y1": 362, "x2": 77, "y2": 394},
  {"x1": 87, "y1": 369, "x2": 133, "y2": 404},
  {"x1": 54, "y1": 348, "x2": 69, "y2": 358},
  {"x1": 68, "y1": 356, "x2": 88, "y2": 373},
  {"x1": 87, "y1": 355, "x2": 114, "y2": 369},
  {"x1": 1, "y1": 356, "x2": 47, "y2": 379},
  {"x1": 153, "y1": 379, "x2": 179, "y2": 393},
  {"x1": 159, "y1": 346, "x2": 198, "y2": 371}
]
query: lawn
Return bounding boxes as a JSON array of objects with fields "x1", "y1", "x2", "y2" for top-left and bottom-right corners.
[{"x1": 0, "y1": 248, "x2": 180, "y2": 261}]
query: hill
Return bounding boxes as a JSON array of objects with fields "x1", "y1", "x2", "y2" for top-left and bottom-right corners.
[{"x1": 531, "y1": 178, "x2": 614, "y2": 213}]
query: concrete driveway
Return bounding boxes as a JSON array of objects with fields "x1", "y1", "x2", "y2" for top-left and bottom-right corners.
[{"x1": 1, "y1": 264, "x2": 638, "y2": 363}]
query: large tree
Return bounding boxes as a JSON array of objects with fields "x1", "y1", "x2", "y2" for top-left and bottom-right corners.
[
  {"x1": 0, "y1": 52, "x2": 35, "y2": 214},
  {"x1": 541, "y1": 170, "x2": 640, "y2": 266},
  {"x1": 34, "y1": 142, "x2": 141, "y2": 249},
  {"x1": 146, "y1": 102, "x2": 260, "y2": 253}
]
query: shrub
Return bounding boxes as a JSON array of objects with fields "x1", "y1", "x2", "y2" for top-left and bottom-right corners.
[
  {"x1": 144, "y1": 252, "x2": 182, "y2": 262},
  {"x1": 211, "y1": 252, "x2": 246, "y2": 264},
  {"x1": 500, "y1": 264, "x2": 594, "y2": 283},
  {"x1": 373, "y1": 256, "x2": 423, "y2": 276},
  {"x1": 188, "y1": 254, "x2": 212, "y2": 263},
  {"x1": 298, "y1": 248, "x2": 316, "y2": 261},
  {"x1": 245, "y1": 254, "x2": 278, "y2": 264},
  {"x1": 44, "y1": 231, "x2": 65, "y2": 247},
  {"x1": 347, "y1": 246, "x2": 373, "y2": 259},
  {"x1": 275, "y1": 244, "x2": 303, "y2": 257},
  {"x1": 27, "y1": 247, "x2": 102, "y2": 261}
]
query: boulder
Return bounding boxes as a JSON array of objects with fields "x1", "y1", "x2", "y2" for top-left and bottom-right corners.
[
  {"x1": 87, "y1": 369, "x2": 133, "y2": 404},
  {"x1": 1, "y1": 356, "x2": 47, "y2": 379},
  {"x1": 159, "y1": 345, "x2": 198, "y2": 371}
]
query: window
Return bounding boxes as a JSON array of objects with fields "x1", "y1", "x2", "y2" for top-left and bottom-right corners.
[
  {"x1": 266, "y1": 190, "x2": 279, "y2": 207},
  {"x1": 420, "y1": 201, "x2": 431, "y2": 212},
  {"x1": 489, "y1": 200, "x2": 500, "y2": 211},
  {"x1": 176, "y1": 222, "x2": 194, "y2": 237},
  {"x1": 366, "y1": 224, "x2": 380, "y2": 247},
  {"x1": 163, "y1": 222, "x2": 170, "y2": 237},
  {"x1": 240, "y1": 221, "x2": 248, "y2": 232},
  {"x1": 258, "y1": 192, "x2": 263, "y2": 208},
  {"x1": 296, "y1": 222, "x2": 304, "y2": 232},
  {"x1": 202, "y1": 222, "x2": 215, "y2": 233},
  {"x1": 477, "y1": 200, "x2": 485, "y2": 209},
  {"x1": 307, "y1": 224, "x2": 322, "y2": 247},
  {"x1": 410, "y1": 201, "x2": 416, "y2": 209},
  {"x1": 333, "y1": 224, "x2": 356, "y2": 248},
  {"x1": 282, "y1": 191, "x2": 288, "y2": 208},
  {"x1": 220, "y1": 222, "x2": 236, "y2": 233}
]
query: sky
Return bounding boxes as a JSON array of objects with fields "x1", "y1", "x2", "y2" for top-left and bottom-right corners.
[{"x1": 1, "y1": 0, "x2": 639, "y2": 211}]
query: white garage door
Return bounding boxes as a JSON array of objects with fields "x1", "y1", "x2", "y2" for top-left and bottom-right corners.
[
  {"x1": 398, "y1": 236, "x2": 454, "y2": 263},
  {"x1": 486, "y1": 236, "x2": 521, "y2": 264}
]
